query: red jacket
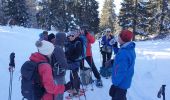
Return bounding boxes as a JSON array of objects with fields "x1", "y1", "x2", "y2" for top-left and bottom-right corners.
[
  {"x1": 86, "y1": 32, "x2": 95, "y2": 56},
  {"x1": 30, "y1": 52, "x2": 65, "y2": 100}
]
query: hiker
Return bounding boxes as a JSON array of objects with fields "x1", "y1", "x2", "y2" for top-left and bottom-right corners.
[
  {"x1": 80, "y1": 26, "x2": 103, "y2": 87},
  {"x1": 109, "y1": 30, "x2": 136, "y2": 100},
  {"x1": 65, "y1": 30, "x2": 83, "y2": 96},
  {"x1": 100, "y1": 28, "x2": 115, "y2": 67},
  {"x1": 48, "y1": 33, "x2": 55, "y2": 45},
  {"x1": 51, "y1": 32, "x2": 69, "y2": 100},
  {"x1": 39, "y1": 31, "x2": 48, "y2": 41},
  {"x1": 27, "y1": 40, "x2": 65, "y2": 100}
]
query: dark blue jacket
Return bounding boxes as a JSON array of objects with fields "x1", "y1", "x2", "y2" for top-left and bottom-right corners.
[{"x1": 112, "y1": 42, "x2": 136, "y2": 89}]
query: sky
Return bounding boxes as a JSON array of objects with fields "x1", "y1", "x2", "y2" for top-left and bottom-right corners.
[{"x1": 96, "y1": 0, "x2": 123, "y2": 15}]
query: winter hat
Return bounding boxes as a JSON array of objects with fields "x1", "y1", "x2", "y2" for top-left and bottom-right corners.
[
  {"x1": 35, "y1": 40, "x2": 54, "y2": 56},
  {"x1": 48, "y1": 33, "x2": 55, "y2": 42},
  {"x1": 106, "y1": 28, "x2": 111, "y2": 32},
  {"x1": 119, "y1": 30, "x2": 133, "y2": 42}
]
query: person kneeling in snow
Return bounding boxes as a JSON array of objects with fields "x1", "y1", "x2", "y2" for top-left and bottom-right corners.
[{"x1": 109, "y1": 30, "x2": 136, "y2": 100}]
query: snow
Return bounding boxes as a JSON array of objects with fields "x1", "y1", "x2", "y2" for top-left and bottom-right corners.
[{"x1": 0, "y1": 26, "x2": 170, "y2": 100}]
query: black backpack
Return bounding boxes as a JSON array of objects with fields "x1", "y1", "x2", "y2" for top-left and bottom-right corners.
[
  {"x1": 50, "y1": 53, "x2": 66, "y2": 77},
  {"x1": 21, "y1": 61, "x2": 46, "y2": 100}
]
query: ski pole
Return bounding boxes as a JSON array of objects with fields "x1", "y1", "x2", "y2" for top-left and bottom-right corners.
[
  {"x1": 98, "y1": 41, "x2": 102, "y2": 64},
  {"x1": 8, "y1": 52, "x2": 15, "y2": 100}
]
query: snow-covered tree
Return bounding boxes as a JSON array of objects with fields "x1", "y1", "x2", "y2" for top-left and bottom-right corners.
[
  {"x1": 36, "y1": 1, "x2": 51, "y2": 30},
  {"x1": 136, "y1": 1, "x2": 158, "y2": 35},
  {"x1": 118, "y1": 0, "x2": 135, "y2": 29},
  {"x1": 100, "y1": 0, "x2": 117, "y2": 32},
  {"x1": 4, "y1": 0, "x2": 29, "y2": 26}
]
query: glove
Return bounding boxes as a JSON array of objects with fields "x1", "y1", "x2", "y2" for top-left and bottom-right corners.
[
  {"x1": 9, "y1": 52, "x2": 15, "y2": 67},
  {"x1": 64, "y1": 81, "x2": 72, "y2": 92}
]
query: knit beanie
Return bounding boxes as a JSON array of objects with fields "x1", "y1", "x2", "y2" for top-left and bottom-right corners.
[
  {"x1": 119, "y1": 30, "x2": 133, "y2": 42},
  {"x1": 48, "y1": 33, "x2": 55, "y2": 42},
  {"x1": 35, "y1": 40, "x2": 54, "y2": 56}
]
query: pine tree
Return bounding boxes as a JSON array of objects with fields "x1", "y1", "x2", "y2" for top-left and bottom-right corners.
[
  {"x1": 4, "y1": 0, "x2": 29, "y2": 26},
  {"x1": 136, "y1": 1, "x2": 157, "y2": 35},
  {"x1": 49, "y1": 0, "x2": 67, "y2": 31},
  {"x1": 36, "y1": 1, "x2": 52, "y2": 30},
  {"x1": 26, "y1": 0, "x2": 38, "y2": 28},
  {"x1": 100, "y1": 0, "x2": 117, "y2": 32},
  {"x1": 118, "y1": 0, "x2": 135, "y2": 29},
  {"x1": 75, "y1": 0, "x2": 99, "y2": 33},
  {"x1": 159, "y1": 0, "x2": 169, "y2": 34}
]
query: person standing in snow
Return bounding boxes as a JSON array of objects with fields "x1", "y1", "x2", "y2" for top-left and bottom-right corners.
[
  {"x1": 109, "y1": 30, "x2": 136, "y2": 100},
  {"x1": 33, "y1": 40, "x2": 65, "y2": 100},
  {"x1": 51, "y1": 32, "x2": 69, "y2": 100},
  {"x1": 48, "y1": 33, "x2": 55, "y2": 45},
  {"x1": 100, "y1": 28, "x2": 115, "y2": 67},
  {"x1": 80, "y1": 26, "x2": 103, "y2": 87},
  {"x1": 65, "y1": 30, "x2": 83, "y2": 95}
]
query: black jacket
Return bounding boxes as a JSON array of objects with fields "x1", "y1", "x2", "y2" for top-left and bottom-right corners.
[{"x1": 65, "y1": 37, "x2": 82, "y2": 62}]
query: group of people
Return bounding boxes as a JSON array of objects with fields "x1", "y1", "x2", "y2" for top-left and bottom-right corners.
[{"x1": 23, "y1": 26, "x2": 136, "y2": 100}]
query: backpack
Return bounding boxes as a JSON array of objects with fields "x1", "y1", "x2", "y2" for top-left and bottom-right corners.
[
  {"x1": 21, "y1": 61, "x2": 46, "y2": 100},
  {"x1": 50, "y1": 53, "x2": 66, "y2": 77},
  {"x1": 80, "y1": 67, "x2": 93, "y2": 85},
  {"x1": 99, "y1": 67, "x2": 112, "y2": 78},
  {"x1": 99, "y1": 59, "x2": 114, "y2": 78}
]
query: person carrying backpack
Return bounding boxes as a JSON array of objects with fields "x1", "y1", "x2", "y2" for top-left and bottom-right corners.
[
  {"x1": 21, "y1": 40, "x2": 65, "y2": 100},
  {"x1": 109, "y1": 30, "x2": 136, "y2": 100},
  {"x1": 65, "y1": 30, "x2": 83, "y2": 96},
  {"x1": 80, "y1": 26, "x2": 103, "y2": 87},
  {"x1": 51, "y1": 32, "x2": 69, "y2": 100}
]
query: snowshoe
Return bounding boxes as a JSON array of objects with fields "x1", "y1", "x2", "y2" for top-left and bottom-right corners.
[
  {"x1": 65, "y1": 89, "x2": 84, "y2": 100},
  {"x1": 96, "y1": 79, "x2": 103, "y2": 88}
]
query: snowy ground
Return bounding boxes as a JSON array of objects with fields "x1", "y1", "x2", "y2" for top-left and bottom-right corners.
[{"x1": 0, "y1": 26, "x2": 170, "y2": 100}]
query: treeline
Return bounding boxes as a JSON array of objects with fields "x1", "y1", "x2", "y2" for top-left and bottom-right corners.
[
  {"x1": 0, "y1": 0, "x2": 99, "y2": 33},
  {"x1": 100, "y1": 0, "x2": 170, "y2": 39}
]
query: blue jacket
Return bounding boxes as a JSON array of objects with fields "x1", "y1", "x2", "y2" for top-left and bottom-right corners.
[
  {"x1": 112, "y1": 42, "x2": 136, "y2": 89},
  {"x1": 101, "y1": 35, "x2": 113, "y2": 47}
]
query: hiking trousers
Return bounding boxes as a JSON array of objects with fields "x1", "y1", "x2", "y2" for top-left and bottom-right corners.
[
  {"x1": 54, "y1": 76, "x2": 65, "y2": 100},
  {"x1": 109, "y1": 85, "x2": 127, "y2": 100},
  {"x1": 81, "y1": 56, "x2": 101, "y2": 80},
  {"x1": 101, "y1": 51, "x2": 112, "y2": 67}
]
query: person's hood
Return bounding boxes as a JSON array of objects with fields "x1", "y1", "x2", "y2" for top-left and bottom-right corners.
[
  {"x1": 29, "y1": 52, "x2": 48, "y2": 63},
  {"x1": 121, "y1": 41, "x2": 135, "y2": 50},
  {"x1": 55, "y1": 32, "x2": 67, "y2": 46}
]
